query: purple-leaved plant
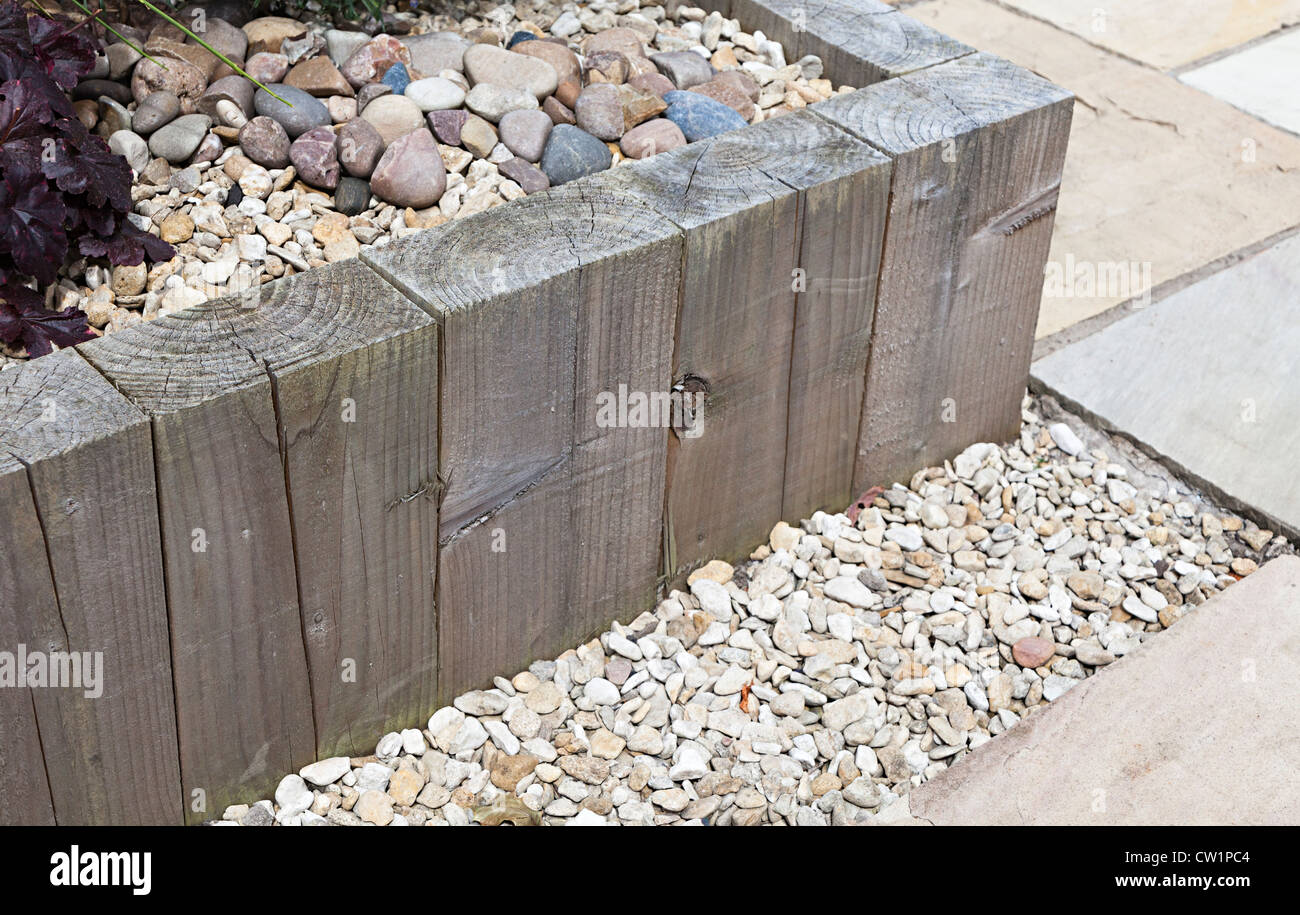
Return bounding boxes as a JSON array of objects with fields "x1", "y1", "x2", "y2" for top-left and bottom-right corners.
[{"x1": 0, "y1": 1, "x2": 173, "y2": 358}]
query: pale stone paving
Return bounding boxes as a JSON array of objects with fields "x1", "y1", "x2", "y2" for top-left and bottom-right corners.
[{"x1": 220, "y1": 397, "x2": 1290, "y2": 826}]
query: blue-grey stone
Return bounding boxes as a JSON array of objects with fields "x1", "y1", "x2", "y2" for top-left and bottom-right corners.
[
  {"x1": 662, "y1": 90, "x2": 747, "y2": 142},
  {"x1": 507, "y1": 31, "x2": 536, "y2": 48},
  {"x1": 539, "y1": 124, "x2": 612, "y2": 186},
  {"x1": 253, "y1": 84, "x2": 331, "y2": 138},
  {"x1": 382, "y1": 62, "x2": 411, "y2": 95}
]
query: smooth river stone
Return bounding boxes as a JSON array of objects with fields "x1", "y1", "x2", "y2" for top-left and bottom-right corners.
[
  {"x1": 465, "y1": 83, "x2": 539, "y2": 123},
  {"x1": 131, "y1": 90, "x2": 179, "y2": 135},
  {"x1": 427, "y1": 109, "x2": 469, "y2": 146},
  {"x1": 360, "y1": 94, "x2": 425, "y2": 146},
  {"x1": 337, "y1": 117, "x2": 384, "y2": 178},
  {"x1": 285, "y1": 56, "x2": 353, "y2": 97},
  {"x1": 459, "y1": 114, "x2": 498, "y2": 158},
  {"x1": 628, "y1": 71, "x2": 675, "y2": 99},
  {"x1": 463, "y1": 44, "x2": 558, "y2": 99},
  {"x1": 651, "y1": 51, "x2": 716, "y2": 90},
  {"x1": 543, "y1": 96, "x2": 576, "y2": 126},
  {"x1": 405, "y1": 77, "x2": 466, "y2": 112},
  {"x1": 238, "y1": 115, "x2": 291, "y2": 168},
  {"x1": 75, "y1": 78, "x2": 132, "y2": 105},
  {"x1": 400, "y1": 32, "x2": 469, "y2": 74},
  {"x1": 198, "y1": 76, "x2": 256, "y2": 122},
  {"x1": 242, "y1": 16, "x2": 307, "y2": 55},
  {"x1": 369, "y1": 128, "x2": 447, "y2": 208},
  {"x1": 539, "y1": 124, "x2": 611, "y2": 186},
  {"x1": 514, "y1": 40, "x2": 580, "y2": 85},
  {"x1": 619, "y1": 118, "x2": 685, "y2": 159},
  {"x1": 197, "y1": 18, "x2": 249, "y2": 62},
  {"x1": 499, "y1": 156, "x2": 550, "y2": 193},
  {"x1": 714, "y1": 69, "x2": 761, "y2": 102},
  {"x1": 147, "y1": 113, "x2": 210, "y2": 163},
  {"x1": 662, "y1": 90, "x2": 747, "y2": 141},
  {"x1": 689, "y1": 78, "x2": 756, "y2": 120},
  {"x1": 582, "y1": 27, "x2": 645, "y2": 60},
  {"x1": 245, "y1": 52, "x2": 289, "y2": 85},
  {"x1": 253, "y1": 84, "x2": 330, "y2": 138},
  {"x1": 574, "y1": 83, "x2": 624, "y2": 141},
  {"x1": 108, "y1": 129, "x2": 149, "y2": 173},
  {"x1": 498, "y1": 109, "x2": 553, "y2": 163},
  {"x1": 333, "y1": 175, "x2": 371, "y2": 216},
  {"x1": 1012, "y1": 637, "x2": 1056, "y2": 669},
  {"x1": 289, "y1": 126, "x2": 340, "y2": 190}
]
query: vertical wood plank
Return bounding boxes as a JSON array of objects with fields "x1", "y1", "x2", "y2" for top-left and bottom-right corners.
[
  {"x1": 766, "y1": 114, "x2": 892, "y2": 520},
  {"x1": 81, "y1": 261, "x2": 435, "y2": 818},
  {"x1": 0, "y1": 456, "x2": 59, "y2": 826},
  {"x1": 0, "y1": 351, "x2": 182, "y2": 825},
  {"x1": 814, "y1": 52, "x2": 1074, "y2": 492},
  {"x1": 364, "y1": 182, "x2": 682, "y2": 699},
  {"x1": 273, "y1": 312, "x2": 439, "y2": 759},
  {"x1": 603, "y1": 112, "x2": 890, "y2": 579},
  {"x1": 601, "y1": 128, "x2": 802, "y2": 583}
]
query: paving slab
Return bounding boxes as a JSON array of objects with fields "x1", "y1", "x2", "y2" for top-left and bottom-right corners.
[
  {"x1": 906, "y1": 555, "x2": 1300, "y2": 825},
  {"x1": 907, "y1": 0, "x2": 1300, "y2": 338},
  {"x1": 996, "y1": 0, "x2": 1300, "y2": 70},
  {"x1": 1181, "y1": 29, "x2": 1300, "y2": 135},
  {"x1": 1032, "y1": 232, "x2": 1300, "y2": 538}
]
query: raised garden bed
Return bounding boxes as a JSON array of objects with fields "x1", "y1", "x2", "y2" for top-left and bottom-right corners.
[{"x1": 0, "y1": 0, "x2": 1072, "y2": 824}]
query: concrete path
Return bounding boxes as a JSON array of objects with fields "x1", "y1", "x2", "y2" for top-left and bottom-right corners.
[
  {"x1": 1180, "y1": 29, "x2": 1300, "y2": 135},
  {"x1": 904, "y1": 0, "x2": 1300, "y2": 338},
  {"x1": 901, "y1": 556, "x2": 1300, "y2": 825},
  {"x1": 994, "y1": 0, "x2": 1300, "y2": 70},
  {"x1": 1032, "y1": 233, "x2": 1300, "y2": 539}
]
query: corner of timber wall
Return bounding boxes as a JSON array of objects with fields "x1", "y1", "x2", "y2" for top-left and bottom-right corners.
[{"x1": 0, "y1": 1, "x2": 1072, "y2": 824}]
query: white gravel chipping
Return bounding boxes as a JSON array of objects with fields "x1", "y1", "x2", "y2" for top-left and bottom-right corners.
[{"x1": 222, "y1": 396, "x2": 1290, "y2": 826}]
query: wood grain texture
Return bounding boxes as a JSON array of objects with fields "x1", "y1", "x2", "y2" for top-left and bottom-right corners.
[
  {"x1": 603, "y1": 112, "x2": 890, "y2": 580},
  {"x1": 601, "y1": 122, "x2": 800, "y2": 584},
  {"x1": 772, "y1": 113, "x2": 892, "y2": 521},
  {"x1": 731, "y1": 0, "x2": 972, "y2": 86},
  {"x1": 365, "y1": 181, "x2": 682, "y2": 699},
  {"x1": 274, "y1": 318, "x2": 440, "y2": 760},
  {"x1": 0, "y1": 351, "x2": 181, "y2": 824},
  {"x1": 81, "y1": 262, "x2": 435, "y2": 818},
  {"x1": 0, "y1": 456, "x2": 59, "y2": 826},
  {"x1": 813, "y1": 52, "x2": 1074, "y2": 492}
]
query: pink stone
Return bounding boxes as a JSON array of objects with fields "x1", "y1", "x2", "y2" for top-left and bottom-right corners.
[
  {"x1": 1012, "y1": 636, "x2": 1056, "y2": 669},
  {"x1": 618, "y1": 118, "x2": 685, "y2": 160},
  {"x1": 289, "y1": 126, "x2": 340, "y2": 190},
  {"x1": 369, "y1": 128, "x2": 447, "y2": 209}
]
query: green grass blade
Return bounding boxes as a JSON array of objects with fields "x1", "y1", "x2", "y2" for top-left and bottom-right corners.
[
  {"x1": 65, "y1": 0, "x2": 171, "y2": 71},
  {"x1": 129, "y1": 0, "x2": 291, "y2": 105}
]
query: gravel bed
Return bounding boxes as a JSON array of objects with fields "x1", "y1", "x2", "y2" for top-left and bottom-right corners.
[
  {"x1": 2, "y1": 0, "x2": 848, "y2": 366},
  {"x1": 219, "y1": 396, "x2": 1292, "y2": 826}
]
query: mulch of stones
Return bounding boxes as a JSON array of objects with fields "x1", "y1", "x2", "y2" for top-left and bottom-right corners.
[
  {"x1": 219, "y1": 396, "x2": 1293, "y2": 826},
  {"x1": 4, "y1": 0, "x2": 848, "y2": 365}
]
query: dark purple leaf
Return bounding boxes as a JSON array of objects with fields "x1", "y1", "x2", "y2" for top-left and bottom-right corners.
[
  {"x1": 0, "y1": 279, "x2": 91, "y2": 357},
  {"x1": 0, "y1": 169, "x2": 67, "y2": 284},
  {"x1": 0, "y1": 79, "x2": 58, "y2": 142},
  {"x1": 79, "y1": 218, "x2": 174, "y2": 266},
  {"x1": 25, "y1": 6, "x2": 97, "y2": 91}
]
